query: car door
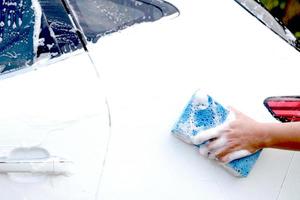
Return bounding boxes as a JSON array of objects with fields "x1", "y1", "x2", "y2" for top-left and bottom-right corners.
[
  {"x1": 0, "y1": 0, "x2": 177, "y2": 199},
  {"x1": 87, "y1": 0, "x2": 300, "y2": 200},
  {"x1": 0, "y1": 51, "x2": 112, "y2": 199}
]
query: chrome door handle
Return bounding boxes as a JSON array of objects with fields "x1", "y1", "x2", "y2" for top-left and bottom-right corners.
[{"x1": 0, "y1": 157, "x2": 72, "y2": 175}]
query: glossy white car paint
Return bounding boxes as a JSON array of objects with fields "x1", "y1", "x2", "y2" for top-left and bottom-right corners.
[
  {"x1": 89, "y1": 0, "x2": 300, "y2": 199},
  {"x1": 0, "y1": 52, "x2": 110, "y2": 199},
  {"x1": 1, "y1": 0, "x2": 300, "y2": 199}
]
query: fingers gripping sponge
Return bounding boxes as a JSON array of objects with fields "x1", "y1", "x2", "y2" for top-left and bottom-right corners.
[{"x1": 171, "y1": 91, "x2": 261, "y2": 177}]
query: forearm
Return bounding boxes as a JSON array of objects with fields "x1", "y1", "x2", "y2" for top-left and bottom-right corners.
[{"x1": 260, "y1": 122, "x2": 300, "y2": 151}]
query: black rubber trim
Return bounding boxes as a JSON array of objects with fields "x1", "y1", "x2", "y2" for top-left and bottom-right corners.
[{"x1": 60, "y1": 0, "x2": 89, "y2": 51}]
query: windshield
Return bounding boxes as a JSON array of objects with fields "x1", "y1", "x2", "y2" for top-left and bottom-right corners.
[
  {"x1": 259, "y1": 0, "x2": 300, "y2": 40},
  {"x1": 235, "y1": 0, "x2": 300, "y2": 51}
]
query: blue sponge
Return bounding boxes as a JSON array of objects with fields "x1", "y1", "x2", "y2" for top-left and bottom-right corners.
[{"x1": 171, "y1": 91, "x2": 261, "y2": 177}]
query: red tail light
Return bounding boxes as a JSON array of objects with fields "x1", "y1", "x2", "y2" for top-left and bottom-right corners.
[{"x1": 264, "y1": 97, "x2": 300, "y2": 123}]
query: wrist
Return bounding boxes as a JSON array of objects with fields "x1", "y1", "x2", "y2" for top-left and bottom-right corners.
[{"x1": 257, "y1": 122, "x2": 274, "y2": 148}]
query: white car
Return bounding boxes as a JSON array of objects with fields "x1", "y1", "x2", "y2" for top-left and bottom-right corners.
[{"x1": 0, "y1": 0, "x2": 299, "y2": 199}]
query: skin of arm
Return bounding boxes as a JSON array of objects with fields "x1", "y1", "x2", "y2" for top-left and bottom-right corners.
[{"x1": 193, "y1": 107, "x2": 300, "y2": 163}]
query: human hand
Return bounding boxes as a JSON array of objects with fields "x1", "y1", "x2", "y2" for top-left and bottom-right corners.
[{"x1": 192, "y1": 107, "x2": 267, "y2": 163}]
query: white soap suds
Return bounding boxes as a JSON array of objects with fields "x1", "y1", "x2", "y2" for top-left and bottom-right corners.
[
  {"x1": 46, "y1": 43, "x2": 54, "y2": 49},
  {"x1": 191, "y1": 111, "x2": 234, "y2": 145},
  {"x1": 38, "y1": 38, "x2": 45, "y2": 46},
  {"x1": 18, "y1": 17, "x2": 22, "y2": 26},
  {"x1": 31, "y1": 0, "x2": 42, "y2": 61},
  {"x1": 192, "y1": 126, "x2": 222, "y2": 145},
  {"x1": 224, "y1": 150, "x2": 251, "y2": 163},
  {"x1": 176, "y1": 117, "x2": 205, "y2": 144},
  {"x1": 209, "y1": 136, "x2": 228, "y2": 151},
  {"x1": 12, "y1": 22, "x2": 16, "y2": 29},
  {"x1": 176, "y1": 91, "x2": 236, "y2": 145},
  {"x1": 19, "y1": 0, "x2": 24, "y2": 7},
  {"x1": 2, "y1": 51, "x2": 21, "y2": 59},
  {"x1": 199, "y1": 137, "x2": 228, "y2": 160},
  {"x1": 173, "y1": 91, "x2": 211, "y2": 144},
  {"x1": 50, "y1": 52, "x2": 59, "y2": 57},
  {"x1": 3, "y1": 0, "x2": 17, "y2": 6},
  {"x1": 284, "y1": 28, "x2": 297, "y2": 44},
  {"x1": 193, "y1": 90, "x2": 209, "y2": 109}
]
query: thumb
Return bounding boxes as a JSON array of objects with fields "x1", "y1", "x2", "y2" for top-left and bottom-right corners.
[{"x1": 228, "y1": 106, "x2": 242, "y2": 117}]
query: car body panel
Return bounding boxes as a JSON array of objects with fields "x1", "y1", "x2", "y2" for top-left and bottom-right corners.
[
  {"x1": 87, "y1": 0, "x2": 300, "y2": 199},
  {"x1": 0, "y1": 52, "x2": 110, "y2": 199}
]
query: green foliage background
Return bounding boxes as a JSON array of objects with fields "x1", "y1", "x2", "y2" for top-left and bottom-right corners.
[{"x1": 258, "y1": 0, "x2": 300, "y2": 39}]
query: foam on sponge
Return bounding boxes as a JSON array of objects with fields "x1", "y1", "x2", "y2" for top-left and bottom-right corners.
[{"x1": 171, "y1": 90, "x2": 261, "y2": 177}]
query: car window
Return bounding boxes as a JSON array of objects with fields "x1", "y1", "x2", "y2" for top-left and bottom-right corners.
[
  {"x1": 0, "y1": 0, "x2": 178, "y2": 75},
  {"x1": 67, "y1": 0, "x2": 179, "y2": 43},
  {"x1": 0, "y1": 0, "x2": 36, "y2": 73},
  {"x1": 235, "y1": 0, "x2": 300, "y2": 51},
  {"x1": 39, "y1": 0, "x2": 83, "y2": 55},
  {"x1": 259, "y1": 0, "x2": 300, "y2": 40}
]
